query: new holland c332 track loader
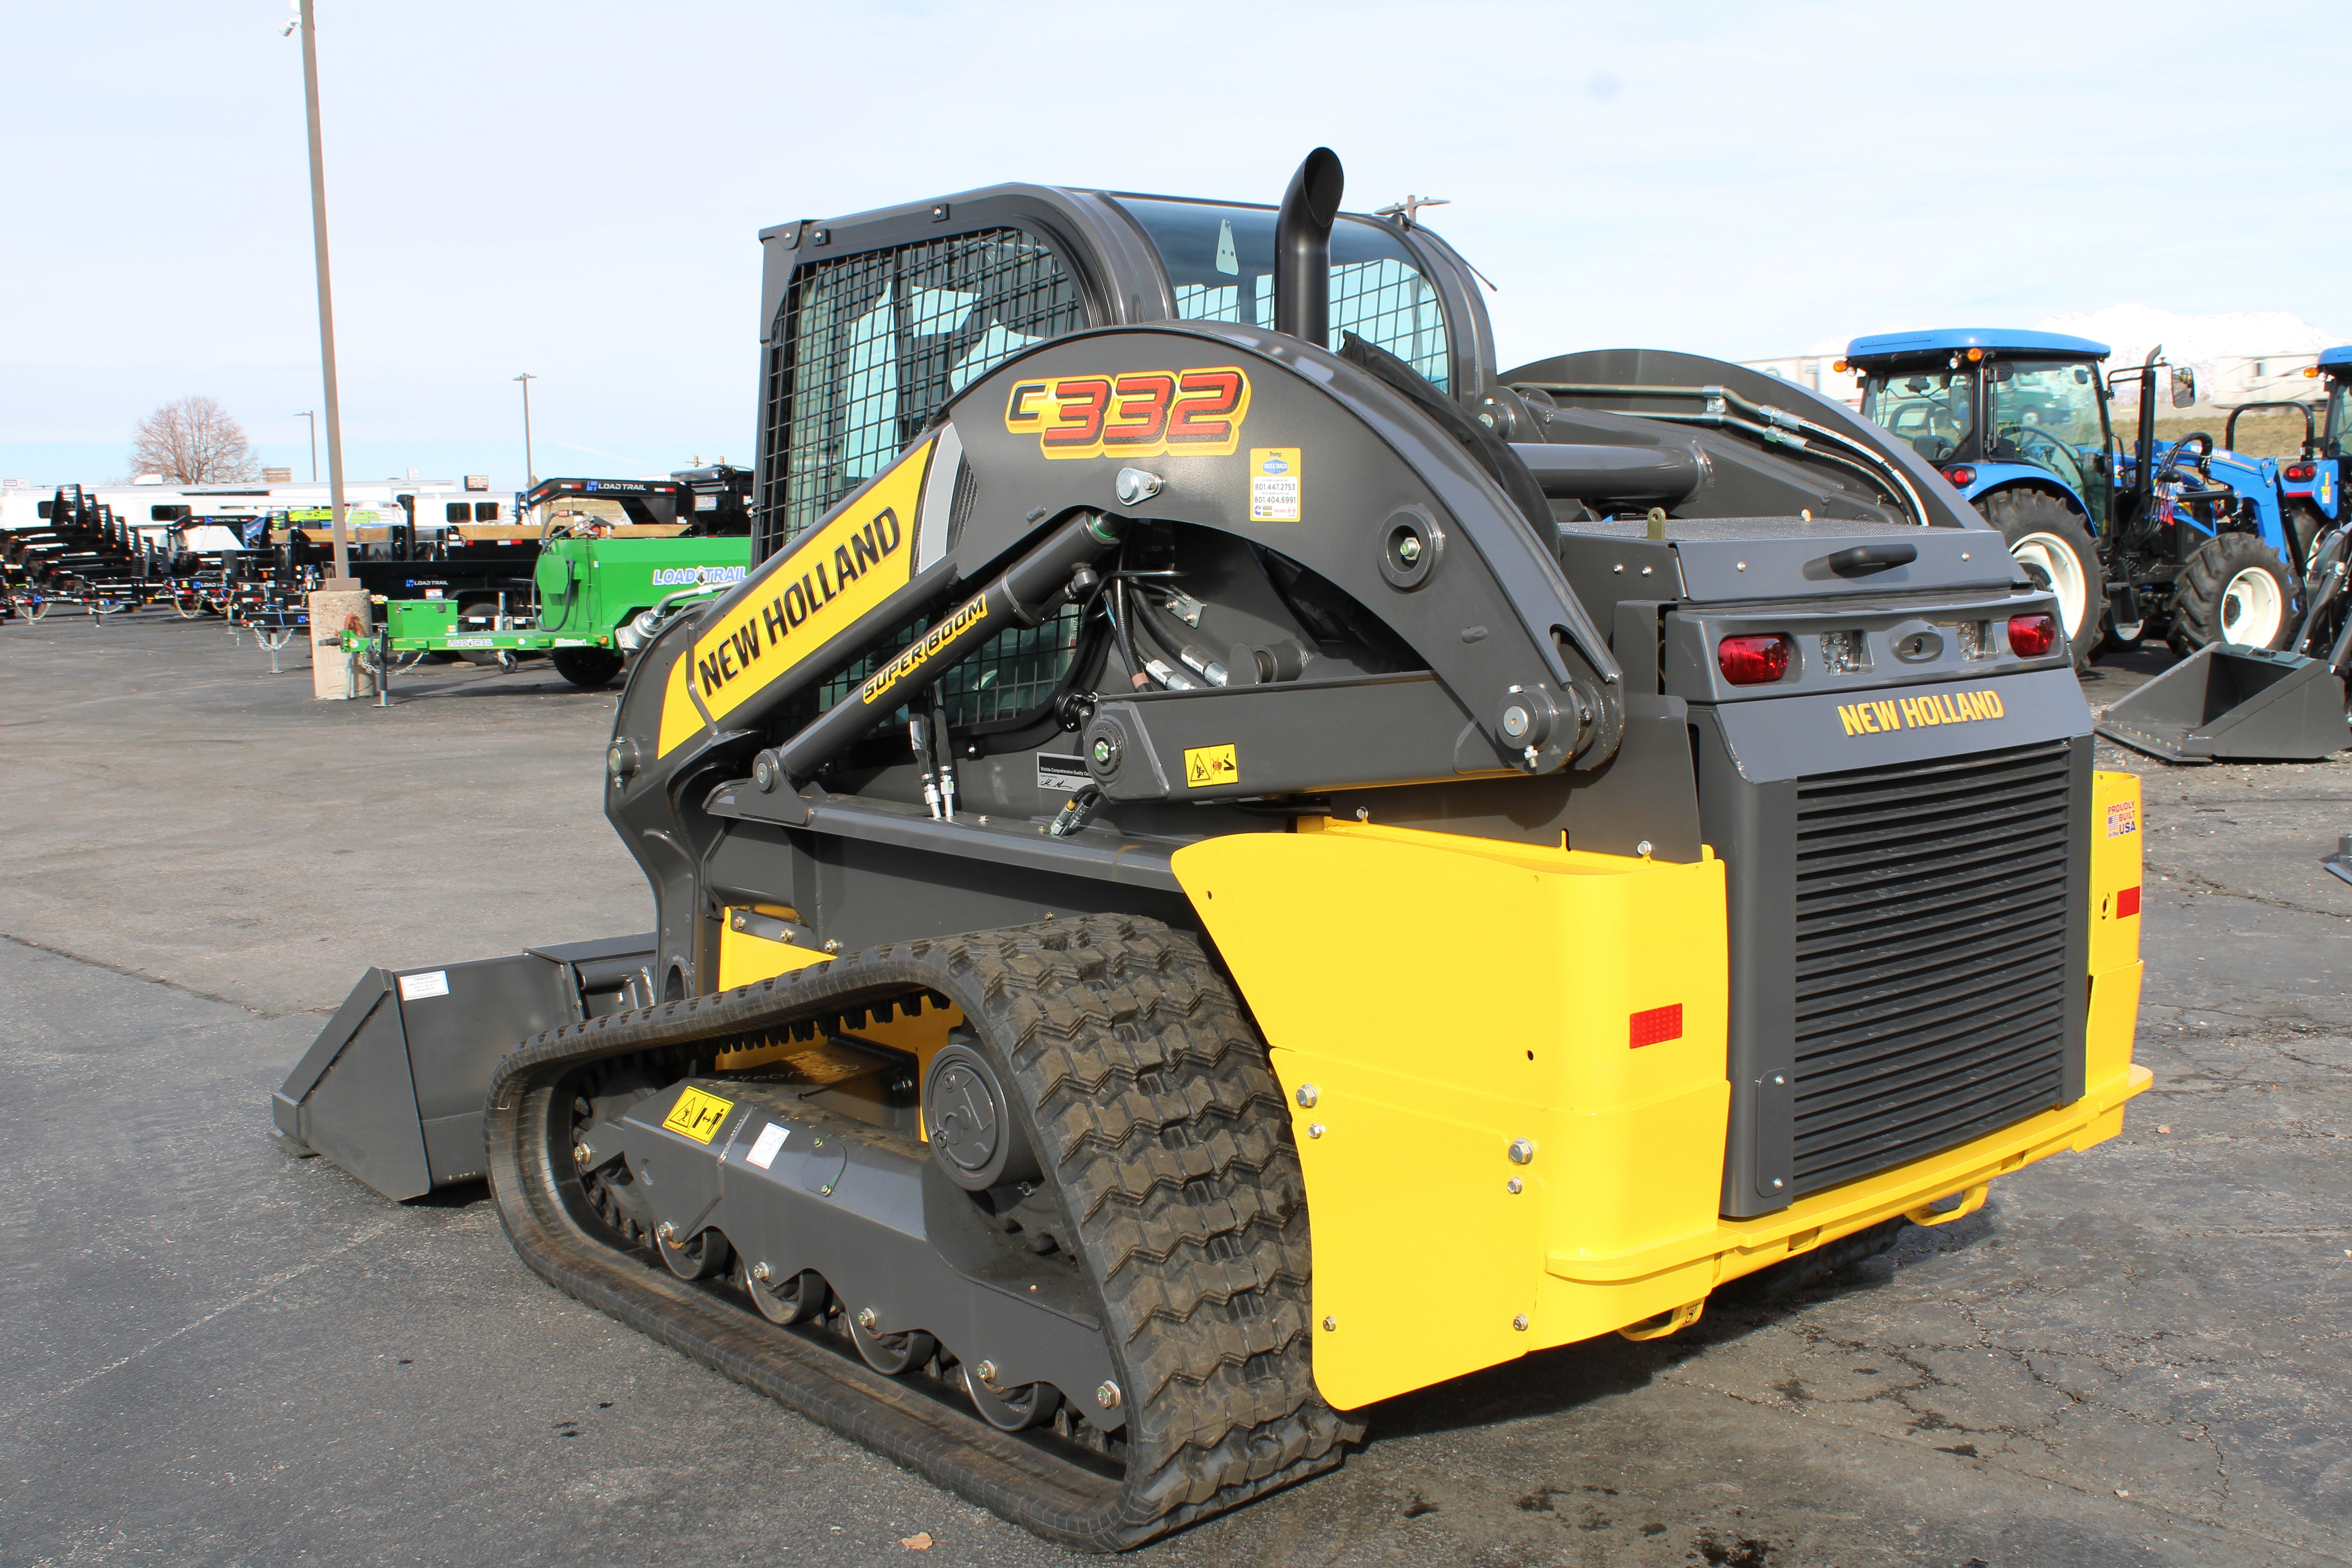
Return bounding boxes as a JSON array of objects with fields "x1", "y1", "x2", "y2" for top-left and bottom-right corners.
[{"x1": 275, "y1": 151, "x2": 2152, "y2": 1549}]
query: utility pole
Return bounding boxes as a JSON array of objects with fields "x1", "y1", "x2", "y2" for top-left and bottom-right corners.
[
  {"x1": 514, "y1": 373, "x2": 537, "y2": 489},
  {"x1": 294, "y1": 410, "x2": 317, "y2": 481},
  {"x1": 291, "y1": 0, "x2": 350, "y2": 584}
]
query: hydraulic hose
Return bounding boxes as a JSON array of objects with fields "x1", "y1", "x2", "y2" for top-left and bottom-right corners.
[
  {"x1": 1515, "y1": 381, "x2": 1933, "y2": 527},
  {"x1": 777, "y1": 512, "x2": 1125, "y2": 784}
]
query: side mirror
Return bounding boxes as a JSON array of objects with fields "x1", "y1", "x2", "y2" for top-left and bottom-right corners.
[{"x1": 2171, "y1": 367, "x2": 2198, "y2": 408}]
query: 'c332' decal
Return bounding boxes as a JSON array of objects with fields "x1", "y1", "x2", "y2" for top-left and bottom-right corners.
[
  {"x1": 1838, "y1": 686, "x2": 2006, "y2": 737},
  {"x1": 655, "y1": 438, "x2": 935, "y2": 758},
  {"x1": 1004, "y1": 367, "x2": 1250, "y2": 459}
]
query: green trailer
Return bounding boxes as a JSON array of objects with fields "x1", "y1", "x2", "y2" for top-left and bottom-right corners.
[{"x1": 388, "y1": 532, "x2": 751, "y2": 688}]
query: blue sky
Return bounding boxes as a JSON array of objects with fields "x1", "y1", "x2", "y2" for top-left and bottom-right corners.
[{"x1": 7, "y1": 0, "x2": 2350, "y2": 490}]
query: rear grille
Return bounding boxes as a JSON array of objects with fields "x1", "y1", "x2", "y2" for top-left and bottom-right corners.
[{"x1": 1789, "y1": 739, "x2": 2075, "y2": 1194}]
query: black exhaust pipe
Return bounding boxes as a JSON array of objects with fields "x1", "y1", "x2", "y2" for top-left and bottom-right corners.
[{"x1": 1273, "y1": 148, "x2": 1344, "y2": 345}]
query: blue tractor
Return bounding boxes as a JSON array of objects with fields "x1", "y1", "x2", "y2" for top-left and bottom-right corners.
[{"x1": 1845, "y1": 329, "x2": 2314, "y2": 666}]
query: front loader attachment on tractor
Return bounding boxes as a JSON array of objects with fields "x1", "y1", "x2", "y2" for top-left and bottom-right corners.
[{"x1": 2096, "y1": 644, "x2": 2348, "y2": 763}]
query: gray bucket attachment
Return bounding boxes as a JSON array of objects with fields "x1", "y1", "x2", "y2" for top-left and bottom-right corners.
[
  {"x1": 274, "y1": 933, "x2": 655, "y2": 1200},
  {"x1": 2096, "y1": 645, "x2": 2348, "y2": 764}
]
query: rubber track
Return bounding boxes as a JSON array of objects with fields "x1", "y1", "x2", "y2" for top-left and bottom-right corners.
[{"x1": 483, "y1": 913, "x2": 1359, "y2": 1550}]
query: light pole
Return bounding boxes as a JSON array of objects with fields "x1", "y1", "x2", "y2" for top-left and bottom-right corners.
[
  {"x1": 294, "y1": 410, "x2": 317, "y2": 481},
  {"x1": 286, "y1": 0, "x2": 350, "y2": 584},
  {"x1": 514, "y1": 373, "x2": 537, "y2": 489}
]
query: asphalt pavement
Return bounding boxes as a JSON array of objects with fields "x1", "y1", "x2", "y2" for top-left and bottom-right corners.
[{"x1": 2, "y1": 612, "x2": 2347, "y2": 1568}]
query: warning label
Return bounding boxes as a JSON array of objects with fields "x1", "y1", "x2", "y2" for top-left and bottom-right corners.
[
  {"x1": 663, "y1": 1086, "x2": 735, "y2": 1145},
  {"x1": 1248, "y1": 448, "x2": 1301, "y2": 522},
  {"x1": 1184, "y1": 744, "x2": 1238, "y2": 788}
]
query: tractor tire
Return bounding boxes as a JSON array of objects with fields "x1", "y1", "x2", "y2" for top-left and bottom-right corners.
[
  {"x1": 552, "y1": 647, "x2": 624, "y2": 689},
  {"x1": 2283, "y1": 503, "x2": 2328, "y2": 577},
  {"x1": 2169, "y1": 532, "x2": 2298, "y2": 656},
  {"x1": 1978, "y1": 490, "x2": 2103, "y2": 668}
]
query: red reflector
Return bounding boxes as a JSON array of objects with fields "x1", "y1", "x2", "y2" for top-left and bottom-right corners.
[
  {"x1": 2007, "y1": 612, "x2": 2059, "y2": 657},
  {"x1": 2285, "y1": 463, "x2": 2316, "y2": 482},
  {"x1": 1942, "y1": 465, "x2": 1976, "y2": 487},
  {"x1": 2116, "y1": 886, "x2": 2140, "y2": 918},
  {"x1": 1629, "y1": 1004, "x2": 1684, "y2": 1048},
  {"x1": 1717, "y1": 633, "x2": 1793, "y2": 685}
]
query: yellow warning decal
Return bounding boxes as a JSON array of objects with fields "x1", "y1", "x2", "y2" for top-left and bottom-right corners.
[
  {"x1": 662, "y1": 1085, "x2": 735, "y2": 1145},
  {"x1": 1837, "y1": 686, "x2": 2005, "y2": 737},
  {"x1": 1248, "y1": 448, "x2": 1301, "y2": 522},
  {"x1": 656, "y1": 437, "x2": 935, "y2": 757},
  {"x1": 1004, "y1": 367, "x2": 1250, "y2": 459},
  {"x1": 1185, "y1": 743, "x2": 1238, "y2": 788}
]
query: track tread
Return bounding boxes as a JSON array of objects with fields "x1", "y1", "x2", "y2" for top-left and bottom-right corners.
[
  {"x1": 484, "y1": 913, "x2": 1357, "y2": 1550},
  {"x1": 929, "y1": 915, "x2": 1362, "y2": 1538}
]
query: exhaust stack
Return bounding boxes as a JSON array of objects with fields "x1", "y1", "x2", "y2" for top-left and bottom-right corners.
[{"x1": 1273, "y1": 148, "x2": 1344, "y2": 345}]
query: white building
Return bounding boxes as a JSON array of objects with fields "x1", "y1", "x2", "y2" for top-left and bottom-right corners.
[{"x1": 1735, "y1": 353, "x2": 1864, "y2": 410}]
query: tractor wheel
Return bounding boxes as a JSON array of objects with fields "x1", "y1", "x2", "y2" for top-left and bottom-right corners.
[
  {"x1": 1978, "y1": 490, "x2": 2104, "y2": 668},
  {"x1": 2283, "y1": 503, "x2": 2328, "y2": 577},
  {"x1": 2170, "y1": 533, "x2": 2298, "y2": 655},
  {"x1": 552, "y1": 647, "x2": 624, "y2": 688}
]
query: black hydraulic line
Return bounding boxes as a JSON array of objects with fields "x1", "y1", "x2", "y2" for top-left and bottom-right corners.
[
  {"x1": 929, "y1": 694, "x2": 958, "y2": 821},
  {"x1": 909, "y1": 715, "x2": 943, "y2": 819},
  {"x1": 777, "y1": 512, "x2": 1125, "y2": 784},
  {"x1": 1273, "y1": 148, "x2": 1343, "y2": 344},
  {"x1": 1106, "y1": 575, "x2": 1150, "y2": 690},
  {"x1": 1117, "y1": 582, "x2": 1200, "y2": 689},
  {"x1": 1517, "y1": 380, "x2": 1931, "y2": 526},
  {"x1": 1635, "y1": 409, "x2": 1920, "y2": 514},
  {"x1": 1130, "y1": 588, "x2": 1227, "y2": 685}
]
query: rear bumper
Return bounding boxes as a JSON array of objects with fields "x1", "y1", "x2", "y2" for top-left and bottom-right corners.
[{"x1": 1532, "y1": 959, "x2": 2147, "y2": 1348}]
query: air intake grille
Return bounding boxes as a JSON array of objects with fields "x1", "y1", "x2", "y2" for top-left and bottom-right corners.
[{"x1": 1789, "y1": 739, "x2": 2074, "y2": 1194}]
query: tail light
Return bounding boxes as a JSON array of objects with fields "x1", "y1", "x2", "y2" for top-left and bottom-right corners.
[
  {"x1": 1718, "y1": 633, "x2": 1794, "y2": 685},
  {"x1": 2285, "y1": 462, "x2": 2316, "y2": 482},
  {"x1": 1942, "y1": 465, "x2": 1976, "y2": 487},
  {"x1": 2007, "y1": 612, "x2": 2059, "y2": 657}
]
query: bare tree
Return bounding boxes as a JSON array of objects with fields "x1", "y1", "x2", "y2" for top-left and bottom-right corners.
[{"x1": 130, "y1": 395, "x2": 258, "y2": 483}]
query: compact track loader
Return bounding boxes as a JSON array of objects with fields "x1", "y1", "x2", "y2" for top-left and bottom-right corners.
[{"x1": 277, "y1": 152, "x2": 2152, "y2": 1549}]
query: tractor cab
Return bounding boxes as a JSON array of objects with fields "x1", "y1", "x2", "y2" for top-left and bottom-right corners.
[
  {"x1": 1848, "y1": 330, "x2": 2114, "y2": 519},
  {"x1": 1847, "y1": 330, "x2": 2114, "y2": 662}
]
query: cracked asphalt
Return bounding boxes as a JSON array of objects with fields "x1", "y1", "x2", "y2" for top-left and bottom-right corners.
[{"x1": 2, "y1": 616, "x2": 2347, "y2": 1568}]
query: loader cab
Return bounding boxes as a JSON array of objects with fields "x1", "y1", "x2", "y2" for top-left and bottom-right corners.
[{"x1": 750, "y1": 183, "x2": 1493, "y2": 558}]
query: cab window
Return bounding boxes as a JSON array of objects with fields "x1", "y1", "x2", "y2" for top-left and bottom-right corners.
[
  {"x1": 1865, "y1": 371, "x2": 1973, "y2": 464},
  {"x1": 1114, "y1": 200, "x2": 1452, "y2": 390}
]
